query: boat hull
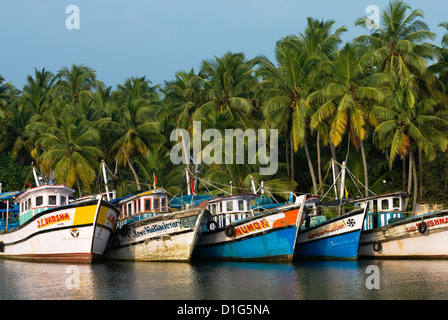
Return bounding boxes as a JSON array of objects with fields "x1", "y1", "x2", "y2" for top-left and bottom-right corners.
[
  {"x1": 294, "y1": 208, "x2": 367, "y2": 260},
  {"x1": 359, "y1": 210, "x2": 448, "y2": 259},
  {"x1": 0, "y1": 199, "x2": 119, "y2": 263},
  {"x1": 193, "y1": 204, "x2": 305, "y2": 262},
  {"x1": 103, "y1": 208, "x2": 207, "y2": 262}
]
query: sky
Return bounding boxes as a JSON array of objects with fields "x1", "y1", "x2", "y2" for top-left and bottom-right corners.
[{"x1": 0, "y1": 0, "x2": 447, "y2": 90}]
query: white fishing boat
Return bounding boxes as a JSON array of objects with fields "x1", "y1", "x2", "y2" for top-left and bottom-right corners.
[
  {"x1": 0, "y1": 180, "x2": 120, "y2": 263},
  {"x1": 103, "y1": 188, "x2": 210, "y2": 262},
  {"x1": 355, "y1": 191, "x2": 448, "y2": 258}
]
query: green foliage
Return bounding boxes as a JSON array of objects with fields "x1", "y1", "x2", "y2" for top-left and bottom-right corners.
[{"x1": 0, "y1": 152, "x2": 31, "y2": 191}]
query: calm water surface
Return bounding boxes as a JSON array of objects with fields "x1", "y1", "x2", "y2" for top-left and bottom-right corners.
[{"x1": 1, "y1": 259, "x2": 448, "y2": 300}]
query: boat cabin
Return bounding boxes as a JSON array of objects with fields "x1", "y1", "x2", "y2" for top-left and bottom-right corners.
[
  {"x1": 116, "y1": 189, "x2": 170, "y2": 227},
  {"x1": 14, "y1": 185, "x2": 75, "y2": 225},
  {"x1": 350, "y1": 191, "x2": 408, "y2": 230},
  {"x1": 206, "y1": 193, "x2": 259, "y2": 230}
]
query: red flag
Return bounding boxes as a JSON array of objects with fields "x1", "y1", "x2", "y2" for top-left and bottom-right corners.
[
  {"x1": 153, "y1": 172, "x2": 157, "y2": 189},
  {"x1": 191, "y1": 179, "x2": 195, "y2": 194}
]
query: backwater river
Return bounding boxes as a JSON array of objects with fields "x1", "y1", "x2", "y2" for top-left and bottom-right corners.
[{"x1": 0, "y1": 258, "x2": 446, "y2": 300}]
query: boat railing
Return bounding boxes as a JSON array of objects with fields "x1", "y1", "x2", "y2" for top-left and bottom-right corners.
[
  {"x1": 117, "y1": 210, "x2": 169, "y2": 229},
  {"x1": 205, "y1": 212, "x2": 252, "y2": 231}
]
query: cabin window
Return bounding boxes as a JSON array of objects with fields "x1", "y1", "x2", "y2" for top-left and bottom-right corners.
[
  {"x1": 161, "y1": 198, "x2": 167, "y2": 211},
  {"x1": 61, "y1": 196, "x2": 66, "y2": 205},
  {"x1": 27, "y1": 198, "x2": 31, "y2": 210},
  {"x1": 127, "y1": 203, "x2": 132, "y2": 216},
  {"x1": 36, "y1": 196, "x2": 43, "y2": 206},
  {"x1": 238, "y1": 200, "x2": 244, "y2": 211},
  {"x1": 226, "y1": 201, "x2": 233, "y2": 212},
  {"x1": 381, "y1": 199, "x2": 389, "y2": 210},
  {"x1": 145, "y1": 199, "x2": 151, "y2": 211},
  {"x1": 393, "y1": 198, "x2": 400, "y2": 209},
  {"x1": 154, "y1": 199, "x2": 160, "y2": 210},
  {"x1": 49, "y1": 195, "x2": 57, "y2": 205}
]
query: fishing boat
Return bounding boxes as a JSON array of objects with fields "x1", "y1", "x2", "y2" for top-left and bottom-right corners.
[
  {"x1": 355, "y1": 191, "x2": 448, "y2": 259},
  {"x1": 294, "y1": 203, "x2": 367, "y2": 260},
  {"x1": 0, "y1": 170, "x2": 120, "y2": 263},
  {"x1": 293, "y1": 160, "x2": 368, "y2": 260},
  {"x1": 192, "y1": 193, "x2": 307, "y2": 262},
  {"x1": 103, "y1": 188, "x2": 211, "y2": 262}
]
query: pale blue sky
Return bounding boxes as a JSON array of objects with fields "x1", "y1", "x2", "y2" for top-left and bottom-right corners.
[{"x1": 0, "y1": 0, "x2": 446, "y2": 90}]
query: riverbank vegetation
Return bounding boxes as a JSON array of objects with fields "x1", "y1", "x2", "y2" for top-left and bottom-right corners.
[{"x1": 1, "y1": 1, "x2": 448, "y2": 209}]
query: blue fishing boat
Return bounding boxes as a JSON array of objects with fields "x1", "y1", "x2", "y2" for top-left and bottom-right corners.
[
  {"x1": 193, "y1": 193, "x2": 307, "y2": 262},
  {"x1": 294, "y1": 160, "x2": 367, "y2": 260},
  {"x1": 294, "y1": 205, "x2": 367, "y2": 259}
]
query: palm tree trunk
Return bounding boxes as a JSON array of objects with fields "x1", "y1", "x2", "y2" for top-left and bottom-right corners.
[
  {"x1": 418, "y1": 147, "x2": 423, "y2": 199},
  {"x1": 404, "y1": 153, "x2": 413, "y2": 213},
  {"x1": 304, "y1": 138, "x2": 318, "y2": 194},
  {"x1": 402, "y1": 157, "x2": 406, "y2": 189},
  {"x1": 413, "y1": 150, "x2": 418, "y2": 214},
  {"x1": 76, "y1": 178, "x2": 82, "y2": 197},
  {"x1": 317, "y1": 132, "x2": 323, "y2": 188},
  {"x1": 285, "y1": 136, "x2": 290, "y2": 179},
  {"x1": 122, "y1": 146, "x2": 141, "y2": 191},
  {"x1": 290, "y1": 133, "x2": 294, "y2": 181},
  {"x1": 360, "y1": 141, "x2": 369, "y2": 197}
]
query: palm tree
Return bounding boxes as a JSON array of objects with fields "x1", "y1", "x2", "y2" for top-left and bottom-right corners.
[
  {"x1": 22, "y1": 68, "x2": 55, "y2": 115},
  {"x1": 112, "y1": 76, "x2": 159, "y2": 102},
  {"x1": 194, "y1": 52, "x2": 258, "y2": 131},
  {"x1": 0, "y1": 75, "x2": 16, "y2": 109},
  {"x1": 355, "y1": 0, "x2": 436, "y2": 83},
  {"x1": 311, "y1": 43, "x2": 388, "y2": 196},
  {"x1": 372, "y1": 74, "x2": 448, "y2": 211},
  {"x1": 281, "y1": 17, "x2": 347, "y2": 58},
  {"x1": 161, "y1": 69, "x2": 207, "y2": 193},
  {"x1": 0, "y1": 101, "x2": 33, "y2": 165},
  {"x1": 429, "y1": 23, "x2": 448, "y2": 95},
  {"x1": 163, "y1": 69, "x2": 205, "y2": 131},
  {"x1": 37, "y1": 106, "x2": 104, "y2": 193},
  {"x1": 256, "y1": 47, "x2": 319, "y2": 192},
  {"x1": 256, "y1": 18, "x2": 346, "y2": 193},
  {"x1": 280, "y1": 18, "x2": 347, "y2": 192},
  {"x1": 98, "y1": 80, "x2": 163, "y2": 191},
  {"x1": 55, "y1": 64, "x2": 99, "y2": 104}
]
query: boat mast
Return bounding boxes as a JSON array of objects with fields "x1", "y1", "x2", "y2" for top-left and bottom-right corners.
[
  {"x1": 32, "y1": 163, "x2": 40, "y2": 187},
  {"x1": 331, "y1": 159, "x2": 338, "y2": 199},
  {"x1": 339, "y1": 161, "x2": 347, "y2": 201},
  {"x1": 101, "y1": 160, "x2": 110, "y2": 201}
]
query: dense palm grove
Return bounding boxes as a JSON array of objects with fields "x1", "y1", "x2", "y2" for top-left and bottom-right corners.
[{"x1": 1, "y1": 1, "x2": 448, "y2": 210}]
